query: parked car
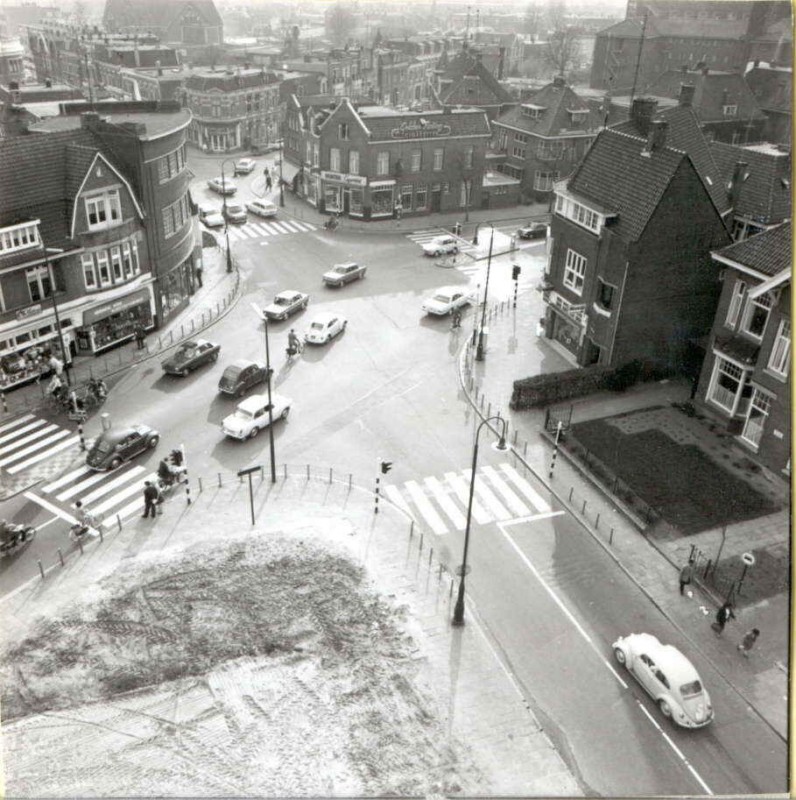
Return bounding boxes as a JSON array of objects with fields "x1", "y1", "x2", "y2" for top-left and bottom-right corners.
[
  {"x1": 234, "y1": 158, "x2": 256, "y2": 175},
  {"x1": 86, "y1": 423, "x2": 159, "y2": 471},
  {"x1": 517, "y1": 222, "x2": 547, "y2": 240},
  {"x1": 304, "y1": 312, "x2": 347, "y2": 344},
  {"x1": 198, "y1": 203, "x2": 224, "y2": 228},
  {"x1": 613, "y1": 633, "x2": 713, "y2": 728},
  {"x1": 223, "y1": 202, "x2": 247, "y2": 224},
  {"x1": 218, "y1": 359, "x2": 269, "y2": 397},
  {"x1": 161, "y1": 339, "x2": 221, "y2": 376},
  {"x1": 247, "y1": 199, "x2": 278, "y2": 218},
  {"x1": 422, "y1": 235, "x2": 459, "y2": 257},
  {"x1": 221, "y1": 393, "x2": 291, "y2": 439},
  {"x1": 207, "y1": 176, "x2": 237, "y2": 196},
  {"x1": 251, "y1": 141, "x2": 282, "y2": 155},
  {"x1": 322, "y1": 262, "x2": 367, "y2": 287},
  {"x1": 263, "y1": 290, "x2": 309, "y2": 321},
  {"x1": 421, "y1": 286, "x2": 474, "y2": 316}
]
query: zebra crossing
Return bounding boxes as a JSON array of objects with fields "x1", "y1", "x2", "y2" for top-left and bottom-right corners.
[
  {"x1": 224, "y1": 219, "x2": 317, "y2": 243},
  {"x1": 383, "y1": 462, "x2": 556, "y2": 535},
  {"x1": 0, "y1": 413, "x2": 82, "y2": 476}
]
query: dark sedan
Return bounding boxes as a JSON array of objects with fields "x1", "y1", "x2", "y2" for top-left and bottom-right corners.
[
  {"x1": 218, "y1": 359, "x2": 268, "y2": 397},
  {"x1": 161, "y1": 339, "x2": 221, "y2": 377},
  {"x1": 517, "y1": 222, "x2": 548, "y2": 240},
  {"x1": 86, "y1": 423, "x2": 159, "y2": 471}
]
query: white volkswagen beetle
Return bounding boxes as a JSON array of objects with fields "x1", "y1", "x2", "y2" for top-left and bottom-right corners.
[{"x1": 613, "y1": 633, "x2": 713, "y2": 728}]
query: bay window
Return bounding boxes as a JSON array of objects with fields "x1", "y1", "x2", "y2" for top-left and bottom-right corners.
[
  {"x1": 740, "y1": 292, "x2": 773, "y2": 340},
  {"x1": 725, "y1": 279, "x2": 746, "y2": 328},
  {"x1": 767, "y1": 318, "x2": 791, "y2": 377},
  {"x1": 563, "y1": 249, "x2": 587, "y2": 295}
]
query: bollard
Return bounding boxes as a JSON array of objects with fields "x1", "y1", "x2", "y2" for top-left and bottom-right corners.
[
  {"x1": 487, "y1": 401, "x2": 491, "y2": 416},
  {"x1": 38, "y1": 559, "x2": 45, "y2": 579},
  {"x1": 58, "y1": 549, "x2": 64, "y2": 567},
  {"x1": 181, "y1": 323, "x2": 185, "y2": 338},
  {"x1": 158, "y1": 336, "x2": 162, "y2": 350},
  {"x1": 523, "y1": 440, "x2": 528, "y2": 456},
  {"x1": 419, "y1": 533, "x2": 424, "y2": 553},
  {"x1": 581, "y1": 499, "x2": 587, "y2": 515},
  {"x1": 568, "y1": 487, "x2": 574, "y2": 502},
  {"x1": 191, "y1": 319, "x2": 195, "y2": 332},
  {"x1": 329, "y1": 467, "x2": 333, "y2": 484},
  {"x1": 0, "y1": 392, "x2": 7, "y2": 413},
  {"x1": 218, "y1": 472, "x2": 222, "y2": 487},
  {"x1": 449, "y1": 578, "x2": 454, "y2": 600},
  {"x1": 428, "y1": 548, "x2": 433, "y2": 568},
  {"x1": 78, "y1": 422, "x2": 86, "y2": 451},
  {"x1": 98, "y1": 526, "x2": 103, "y2": 542},
  {"x1": 77, "y1": 536, "x2": 84, "y2": 554},
  {"x1": 703, "y1": 559, "x2": 712, "y2": 579},
  {"x1": 609, "y1": 527, "x2": 614, "y2": 545},
  {"x1": 595, "y1": 513, "x2": 600, "y2": 529},
  {"x1": 198, "y1": 476, "x2": 203, "y2": 493},
  {"x1": 513, "y1": 429, "x2": 518, "y2": 445},
  {"x1": 283, "y1": 463, "x2": 288, "y2": 480}
]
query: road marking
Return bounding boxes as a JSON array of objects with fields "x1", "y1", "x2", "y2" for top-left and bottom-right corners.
[
  {"x1": 248, "y1": 223, "x2": 270, "y2": 235},
  {"x1": 501, "y1": 510, "x2": 565, "y2": 526},
  {"x1": 102, "y1": 495, "x2": 144, "y2": 528},
  {"x1": 383, "y1": 484, "x2": 413, "y2": 516},
  {"x1": 404, "y1": 480, "x2": 447, "y2": 535},
  {"x1": 424, "y1": 476, "x2": 466, "y2": 529},
  {"x1": 43, "y1": 464, "x2": 93, "y2": 494},
  {"x1": 1, "y1": 423, "x2": 60, "y2": 454},
  {"x1": 280, "y1": 221, "x2": 303, "y2": 233},
  {"x1": 0, "y1": 428, "x2": 71, "y2": 467},
  {"x1": 78, "y1": 465, "x2": 146, "y2": 506},
  {"x1": 90, "y1": 471, "x2": 153, "y2": 516},
  {"x1": 481, "y1": 465, "x2": 529, "y2": 516},
  {"x1": 23, "y1": 491, "x2": 78, "y2": 525},
  {"x1": 56, "y1": 468, "x2": 108, "y2": 501},
  {"x1": 0, "y1": 418, "x2": 47, "y2": 446},
  {"x1": 0, "y1": 413, "x2": 35, "y2": 436},
  {"x1": 499, "y1": 463, "x2": 550, "y2": 513},
  {"x1": 464, "y1": 469, "x2": 511, "y2": 520},
  {"x1": 6, "y1": 434, "x2": 78, "y2": 473},
  {"x1": 445, "y1": 471, "x2": 490, "y2": 524}
]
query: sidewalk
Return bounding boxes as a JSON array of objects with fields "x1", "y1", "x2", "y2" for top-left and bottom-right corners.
[
  {"x1": 1, "y1": 472, "x2": 581, "y2": 797},
  {"x1": 457, "y1": 292, "x2": 789, "y2": 741}
]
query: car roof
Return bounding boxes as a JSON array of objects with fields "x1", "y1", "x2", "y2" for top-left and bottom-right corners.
[
  {"x1": 237, "y1": 393, "x2": 290, "y2": 411},
  {"x1": 332, "y1": 262, "x2": 357, "y2": 269},
  {"x1": 309, "y1": 311, "x2": 339, "y2": 323},
  {"x1": 275, "y1": 290, "x2": 299, "y2": 299},
  {"x1": 628, "y1": 633, "x2": 701, "y2": 681},
  {"x1": 228, "y1": 359, "x2": 256, "y2": 369},
  {"x1": 99, "y1": 427, "x2": 139, "y2": 444}
]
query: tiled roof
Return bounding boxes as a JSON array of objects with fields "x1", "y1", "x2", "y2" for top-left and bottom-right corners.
[
  {"x1": 612, "y1": 103, "x2": 729, "y2": 214},
  {"x1": 566, "y1": 127, "x2": 687, "y2": 241},
  {"x1": 642, "y1": 70, "x2": 766, "y2": 123},
  {"x1": 494, "y1": 79, "x2": 601, "y2": 138},
  {"x1": 363, "y1": 108, "x2": 491, "y2": 141},
  {"x1": 65, "y1": 144, "x2": 101, "y2": 200},
  {"x1": 185, "y1": 70, "x2": 276, "y2": 91},
  {"x1": 745, "y1": 67, "x2": 792, "y2": 114},
  {"x1": 436, "y1": 50, "x2": 513, "y2": 107},
  {"x1": 710, "y1": 141, "x2": 791, "y2": 224},
  {"x1": 103, "y1": 0, "x2": 222, "y2": 31},
  {"x1": 712, "y1": 221, "x2": 791, "y2": 277}
]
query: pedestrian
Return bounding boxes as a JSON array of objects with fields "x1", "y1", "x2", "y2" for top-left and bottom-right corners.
[
  {"x1": 142, "y1": 480, "x2": 159, "y2": 518},
  {"x1": 195, "y1": 264, "x2": 203, "y2": 288},
  {"x1": 678, "y1": 558, "x2": 694, "y2": 595},
  {"x1": 451, "y1": 308, "x2": 462, "y2": 329},
  {"x1": 536, "y1": 317, "x2": 545, "y2": 338},
  {"x1": 711, "y1": 601, "x2": 735, "y2": 634},
  {"x1": 134, "y1": 325, "x2": 145, "y2": 350},
  {"x1": 265, "y1": 175, "x2": 272, "y2": 192},
  {"x1": 737, "y1": 628, "x2": 760, "y2": 657}
]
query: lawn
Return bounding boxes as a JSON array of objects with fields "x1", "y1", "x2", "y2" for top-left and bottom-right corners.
[{"x1": 569, "y1": 422, "x2": 777, "y2": 535}]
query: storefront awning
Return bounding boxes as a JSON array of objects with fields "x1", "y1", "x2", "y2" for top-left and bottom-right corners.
[{"x1": 83, "y1": 287, "x2": 151, "y2": 325}]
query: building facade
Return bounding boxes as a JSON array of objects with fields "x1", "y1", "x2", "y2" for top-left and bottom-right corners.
[
  {"x1": 284, "y1": 96, "x2": 491, "y2": 220},
  {"x1": 103, "y1": 0, "x2": 222, "y2": 47},
  {"x1": 696, "y1": 221, "x2": 791, "y2": 474}
]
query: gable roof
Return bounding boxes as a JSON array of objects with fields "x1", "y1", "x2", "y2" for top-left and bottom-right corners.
[
  {"x1": 103, "y1": 0, "x2": 222, "y2": 33},
  {"x1": 494, "y1": 78, "x2": 601, "y2": 138},
  {"x1": 566, "y1": 127, "x2": 691, "y2": 241},
  {"x1": 712, "y1": 220, "x2": 791, "y2": 278},
  {"x1": 643, "y1": 70, "x2": 766, "y2": 123},
  {"x1": 612, "y1": 103, "x2": 728, "y2": 214},
  {"x1": 595, "y1": 17, "x2": 662, "y2": 38},
  {"x1": 710, "y1": 141, "x2": 791, "y2": 225},
  {"x1": 436, "y1": 49, "x2": 513, "y2": 107},
  {"x1": 745, "y1": 66, "x2": 792, "y2": 114}
]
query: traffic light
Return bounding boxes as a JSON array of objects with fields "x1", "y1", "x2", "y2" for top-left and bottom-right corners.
[
  {"x1": 380, "y1": 461, "x2": 393, "y2": 474},
  {"x1": 512, "y1": 264, "x2": 521, "y2": 281}
]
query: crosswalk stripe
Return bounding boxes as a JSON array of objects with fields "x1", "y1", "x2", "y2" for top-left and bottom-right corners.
[
  {"x1": 237, "y1": 227, "x2": 258, "y2": 238},
  {"x1": 481, "y1": 466, "x2": 529, "y2": 517},
  {"x1": 444, "y1": 471, "x2": 490, "y2": 524},
  {"x1": 278, "y1": 220, "x2": 300, "y2": 233},
  {"x1": 0, "y1": 428, "x2": 71, "y2": 467},
  {"x1": 102, "y1": 495, "x2": 144, "y2": 528},
  {"x1": 404, "y1": 480, "x2": 448, "y2": 535},
  {"x1": 305, "y1": 222, "x2": 317, "y2": 230},
  {"x1": 43, "y1": 464, "x2": 93, "y2": 494},
  {"x1": 499, "y1": 463, "x2": 550, "y2": 513},
  {"x1": 0, "y1": 413, "x2": 35, "y2": 436},
  {"x1": 424, "y1": 476, "x2": 466, "y2": 529},
  {"x1": 463, "y1": 469, "x2": 511, "y2": 520},
  {"x1": 249, "y1": 223, "x2": 270, "y2": 236},
  {"x1": 292, "y1": 221, "x2": 313, "y2": 232},
  {"x1": 7, "y1": 435, "x2": 80, "y2": 474},
  {"x1": 261, "y1": 223, "x2": 280, "y2": 235},
  {"x1": 2, "y1": 423, "x2": 61, "y2": 455},
  {"x1": 269, "y1": 222, "x2": 292, "y2": 234},
  {"x1": 56, "y1": 467, "x2": 112, "y2": 501},
  {"x1": 90, "y1": 471, "x2": 154, "y2": 516},
  {"x1": 23, "y1": 491, "x2": 78, "y2": 525},
  {"x1": 78, "y1": 465, "x2": 146, "y2": 506},
  {"x1": 0, "y1": 418, "x2": 48, "y2": 446},
  {"x1": 383, "y1": 484, "x2": 412, "y2": 516}
]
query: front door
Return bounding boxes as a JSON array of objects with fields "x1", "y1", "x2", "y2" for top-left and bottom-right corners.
[
  {"x1": 343, "y1": 189, "x2": 350, "y2": 214},
  {"x1": 431, "y1": 189, "x2": 441, "y2": 212}
]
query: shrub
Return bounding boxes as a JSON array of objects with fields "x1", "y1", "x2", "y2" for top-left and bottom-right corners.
[{"x1": 604, "y1": 360, "x2": 642, "y2": 392}]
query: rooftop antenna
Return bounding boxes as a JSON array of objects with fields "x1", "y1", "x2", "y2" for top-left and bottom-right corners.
[
  {"x1": 464, "y1": 5, "x2": 470, "y2": 47},
  {"x1": 628, "y1": 11, "x2": 648, "y2": 106}
]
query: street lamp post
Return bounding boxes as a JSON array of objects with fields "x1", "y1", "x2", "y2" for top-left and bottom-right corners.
[
  {"x1": 278, "y1": 126, "x2": 285, "y2": 208},
  {"x1": 475, "y1": 226, "x2": 495, "y2": 361},
  {"x1": 250, "y1": 304, "x2": 277, "y2": 483},
  {"x1": 220, "y1": 159, "x2": 236, "y2": 274},
  {"x1": 452, "y1": 415, "x2": 508, "y2": 626},
  {"x1": 44, "y1": 248, "x2": 71, "y2": 387}
]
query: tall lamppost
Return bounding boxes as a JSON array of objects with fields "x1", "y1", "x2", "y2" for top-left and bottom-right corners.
[
  {"x1": 250, "y1": 304, "x2": 277, "y2": 483},
  {"x1": 278, "y1": 123, "x2": 285, "y2": 208},
  {"x1": 475, "y1": 224, "x2": 496, "y2": 361},
  {"x1": 44, "y1": 247, "x2": 71, "y2": 387},
  {"x1": 220, "y1": 158, "x2": 236, "y2": 274},
  {"x1": 452, "y1": 415, "x2": 509, "y2": 626}
]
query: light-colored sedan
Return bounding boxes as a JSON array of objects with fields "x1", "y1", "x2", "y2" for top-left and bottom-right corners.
[
  {"x1": 422, "y1": 286, "x2": 474, "y2": 316},
  {"x1": 322, "y1": 262, "x2": 366, "y2": 287},
  {"x1": 198, "y1": 204, "x2": 224, "y2": 228},
  {"x1": 234, "y1": 158, "x2": 256, "y2": 175},
  {"x1": 208, "y1": 176, "x2": 237, "y2": 196},
  {"x1": 613, "y1": 633, "x2": 713, "y2": 728},
  {"x1": 304, "y1": 312, "x2": 347, "y2": 344},
  {"x1": 422, "y1": 235, "x2": 459, "y2": 257},
  {"x1": 263, "y1": 290, "x2": 309, "y2": 321},
  {"x1": 221, "y1": 393, "x2": 291, "y2": 440},
  {"x1": 247, "y1": 199, "x2": 278, "y2": 218},
  {"x1": 223, "y1": 202, "x2": 247, "y2": 224}
]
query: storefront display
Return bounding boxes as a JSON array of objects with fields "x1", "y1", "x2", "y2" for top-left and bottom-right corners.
[
  {"x1": 0, "y1": 323, "x2": 74, "y2": 391},
  {"x1": 323, "y1": 186, "x2": 342, "y2": 213},
  {"x1": 371, "y1": 187, "x2": 394, "y2": 218},
  {"x1": 159, "y1": 261, "x2": 191, "y2": 322},
  {"x1": 551, "y1": 314, "x2": 581, "y2": 356},
  {"x1": 78, "y1": 287, "x2": 153, "y2": 354}
]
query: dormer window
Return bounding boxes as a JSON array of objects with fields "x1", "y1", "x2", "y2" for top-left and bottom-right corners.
[
  {"x1": 85, "y1": 190, "x2": 122, "y2": 231},
  {"x1": 554, "y1": 191, "x2": 602, "y2": 233},
  {"x1": 568, "y1": 108, "x2": 589, "y2": 125},
  {"x1": 723, "y1": 104, "x2": 738, "y2": 117},
  {"x1": 521, "y1": 103, "x2": 545, "y2": 119},
  {"x1": 0, "y1": 220, "x2": 40, "y2": 255}
]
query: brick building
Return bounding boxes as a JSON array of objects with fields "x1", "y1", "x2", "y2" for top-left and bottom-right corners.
[
  {"x1": 102, "y1": 0, "x2": 222, "y2": 47},
  {"x1": 745, "y1": 64, "x2": 792, "y2": 145},
  {"x1": 0, "y1": 101, "x2": 201, "y2": 390},
  {"x1": 183, "y1": 67, "x2": 281, "y2": 152},
  {"x1": 542, "y1": 113, "x2": 731, "y2": 370},
  {"x1": 695, "y1": 221, "x2": 790, "y2": 474},
  {"x1": 284, "y1": 96, "x2": 491, "y2": 220}
]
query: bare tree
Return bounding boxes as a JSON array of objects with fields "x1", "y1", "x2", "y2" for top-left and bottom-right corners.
[
  {"x1": 544, "y1": 1, "x2": 581, "y2": 76},
  {"x1": 326, "y1": 3, "x2": 355, "y2": 48}
]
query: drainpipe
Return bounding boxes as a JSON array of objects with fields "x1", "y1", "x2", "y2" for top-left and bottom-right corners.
[{"x1": 607, "y1": 260, "x2": 630, "y2": 366}]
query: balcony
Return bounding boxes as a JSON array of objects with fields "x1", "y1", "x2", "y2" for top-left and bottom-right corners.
[{"x1": 545, "y1": 290, "x2": 587, "y2": 326}]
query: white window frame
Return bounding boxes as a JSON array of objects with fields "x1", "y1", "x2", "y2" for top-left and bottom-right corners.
[
  {"x1": 767, "y1": 318, "x2": 791, "y2": 378},
  {"x1": 376, "y1": 151, "x2": 389, "y2": 176},
  {"x1": 534, "y1": 170, "x2": 559, "y2": 191},
  {"x1": 85, "y1": 190, "x2": 122, "y2": 231},
  {"x1": 725, "y1": 279, "x2": 746, "y2": 328},
  {"x1": 512, "y1": 145, "x2": 526, "y2": 158},
  {"x1": 411, "y1": 149, "x2": 422, "y2": 172},
  {"x1": 433, "y1": 148, "x2": 444, "y2": 171},
  {"x1": 25, "y1": 265, "x2": 52, "y2": 302},
  {"x1": 96, "y1": 250, "x2": 112, "y2": 287},
  {"x1": 740, "y1": 386, "x2": 773, "y2": 449},
  {"x1": 707, "y1": 355, "x2": 749, "y2": 415},
  {"x1": 329, "y1": 147, "x2": 341, "y2": 172},
  {"x1": 722, "y1": 104, "x2": 738, "y2": 117},
  {"x1": 563, "y1": 249, "x2": 587, "y2": 295},
  {"x1": 464, "y1": 146, "x2": 474, "y2": 169},
  {"x1": 110, "y1": 245, "x2": 123, "y2": 281},
  {"x1": 0, "y1": 220, "x2": 40, "y2": 254},
  {"x1": 349, "y1": 149, "x2": 360, "y2": 175},
  {"x1": 555, "y1": 194, "x2": 601, "y2": 233},
  {"x1": 82, "y1": 253, "x2": 97, "y2": 289},
  {"x1": 740, "y1": 291, "x2": 773, "y2": 341}
]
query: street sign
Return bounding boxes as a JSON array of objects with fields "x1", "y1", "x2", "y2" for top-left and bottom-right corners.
[
  {"x1": 238, "y1": 465, "x2": 262, "y2": 477},
  {"x1": 741, "y1": 552, "x2": 756, "y2": 567}
]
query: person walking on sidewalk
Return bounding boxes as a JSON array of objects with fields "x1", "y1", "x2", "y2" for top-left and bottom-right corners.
[
  {"x1": 142, "y1": 481, "x2": 159, "y2": 518},
  {"x1": 737, "y1": 628, "x2": 760, "y2": 657},
  {"x1": 679, "y1": 559, "x2": 694, "y2": 595},
  {"x1": 712, "y1": 601, "x2": 735, "y2": 634},
  {"x1": 134, "y1": 325, "x2": 146, "y2": 350},
  {"x1": 195, "y1": 264, "x2": 203, "y2": 288},
  {"x1": 451, "y1": 307, "x2": 462, "y2": 330}
]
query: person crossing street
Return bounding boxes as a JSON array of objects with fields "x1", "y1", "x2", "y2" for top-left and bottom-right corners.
[{"x1": 142, "y1": 481, "x2": 159, "y2": 519}]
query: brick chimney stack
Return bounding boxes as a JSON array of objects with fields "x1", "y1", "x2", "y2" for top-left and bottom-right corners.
[
  {"x1": 728, "y1": 161, "x2": 749, "y2": 209},
  {"x1": 679, "y1": 83, "x2": 695, "y2": 107},
  {"x1": 644, "y1": 119, "x2": 668, "y2": 153},
  {"x1": 631, "y1": 96, "x2": 658, "y2": 136}
]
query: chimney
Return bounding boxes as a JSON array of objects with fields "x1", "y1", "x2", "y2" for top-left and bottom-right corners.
[
  {"x1": 156, "y1": 59, "x2": 162, "y2": 76},
  {"x1": 553, "y1": 74, "x2": 565, "y2": 88},
  {"x1": 728, "y1": 160, "x2": 748, "y2": 208},
  {"x1": 679, "y1": 83, "x2": 695, "y2": 107},
  {"x1": 701, "y1": 65, "x2": 709, "y2": 75},
  {"x1": 644, "y1": 119, "x2": 668, "y2": 153},
  {"x1": 631, "y1": 96, "x2": 658, "y2": 136}
]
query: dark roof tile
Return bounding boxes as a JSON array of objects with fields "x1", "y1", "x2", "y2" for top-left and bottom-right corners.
[{"x1": 713, "y1": 220, "x2": 791, "y2": 278}]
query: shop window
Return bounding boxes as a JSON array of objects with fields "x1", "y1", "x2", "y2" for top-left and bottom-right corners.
[
  {"x1": 433, "y1": 148, "x2": 444, "y2": 171},
  {"x1": 371, "y1": 188, "x2": 393, "y2": 216},
  {"x1": 349, "y1": 150, "x2": 360, "y2": 175},
  {"x1": 725, "y1": 279, "x2": 746, "y2": 328},
  {"x1": 26, "y1": 266, "x2": 52, "y2": 303},
  {"x1": 330, "y1": 147, "x2": 341, "y2": 172},
  {"x1": 96, "y1": 250, "x2": 112, "y2": 287},
  {"x1": 401, "y1": 185, "x2": 413, "y2": 211},
  {"x1": 85, "y1": 190, "x2": 122, "y2": 231},
  {"x1": 376, "y1": 151, "x2": 389, "y2": 176},
  {"x1": 82, "y1": 253, "x2": 97, "y2": 289},
  {"x1": 415, "y1": 186, "x2": 428, "y2": 210},
  {"x1": 740, "y1": 292, "x2": 773, "y2": 340},
  {"x1": 110, "y1": 246, "x2": 123, "y2": 281},
  {"x1": 411, "y1": 149, "x2": 422, "y2": 172},
  {"x1": 350, "y1": 189, "x2": 363, "y2": 214},
  {"x1": 563, "y1": 249, "x2": 587, "y2": 295},
  {"x1": 767, "y1": 318, "x2": 791, "y2": 378}
]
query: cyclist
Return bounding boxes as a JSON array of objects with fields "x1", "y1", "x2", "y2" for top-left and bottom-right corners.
[{"x1": 287, "y1": 329, "x2": 303, "y2": 355}]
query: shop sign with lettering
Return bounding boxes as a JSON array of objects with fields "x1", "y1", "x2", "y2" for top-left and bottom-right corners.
[
  {"x1": 320, "y1": 171, "x2": 367, "y2": 187},
  {"x1": 391, "y1": 121, "x2": 451, "y2": 139},
  {"x1": 16, "y1": 304, "x2": 42, "y2": 321},
  {"x1": 83, "y1": 287, "x2": 151, "y2": 325}
]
